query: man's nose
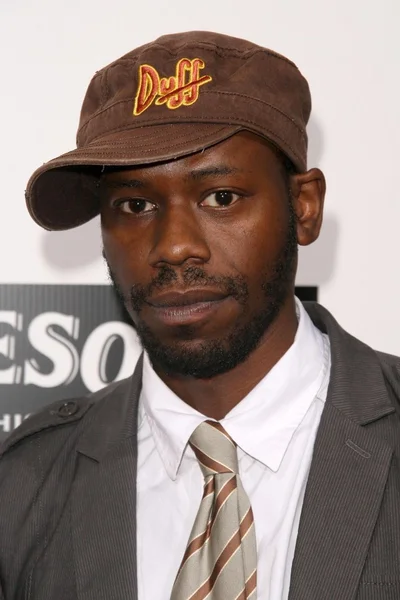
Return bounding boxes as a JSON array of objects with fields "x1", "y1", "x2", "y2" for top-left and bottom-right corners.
[{"x1": 148, "y1": 204, "x2": 211, "y2": 267}]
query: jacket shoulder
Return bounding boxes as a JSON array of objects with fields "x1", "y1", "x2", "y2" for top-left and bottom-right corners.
[
  {"x1": 0, "y1": 377, "x2": 131, "y2": 458},
  {"x1": 376, "y1": 349, "x2": 400, "y2": 406},
  {"x1": 376, "y1": 349, "x2": 400, "y2": 370}
]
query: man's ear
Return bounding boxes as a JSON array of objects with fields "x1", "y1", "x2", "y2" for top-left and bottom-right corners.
[{"x1": 290, "y1": 168, "x2": 326, "y2": 246}]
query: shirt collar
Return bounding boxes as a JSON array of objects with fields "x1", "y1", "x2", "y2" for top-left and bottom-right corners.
[
  {"x1": 140, "y1": 352, "x2": 206, "y2": 480},
  {"x1": 140, "y1": 298, "x2": 330, "y2": 479}
]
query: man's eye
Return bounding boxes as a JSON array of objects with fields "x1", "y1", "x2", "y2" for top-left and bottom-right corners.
[
  {"x1": 201, "y1": 191, "x2": 241, "y2": 208},
  {"x1": 117, "y1": 198, "x2": 156, "y2": 214}
]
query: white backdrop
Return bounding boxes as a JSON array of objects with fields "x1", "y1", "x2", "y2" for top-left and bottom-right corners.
[{"x1": 1, "y1": 0, "x2": 399, "y2": 354}]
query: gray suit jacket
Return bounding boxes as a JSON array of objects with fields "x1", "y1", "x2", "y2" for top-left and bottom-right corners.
[{"x1": 1, "y1": 302, "x2": 400, "y2": 600}]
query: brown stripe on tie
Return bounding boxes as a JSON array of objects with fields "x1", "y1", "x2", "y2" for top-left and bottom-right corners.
[
  {"x1": 177, "y1": 476, "x2": 236, "y2": 574},
  {"x1": 188, "y1": 529, "x2": 243, "y2": 600},
  {"x1": 189, "y1": 509, "x2": 255, "y2": 600},
  {"x1": 245, "y1": 570, "x2": 257, "y2": 598},
  {"x1": 178, "y1": 520, "x2": 213, "y2": 573},
  {"x1": 176, "y1": 479, "x2": 215, "y2": 570},
  {"x1": 234, "y1": 589, "x2": 247, "y2": 600},
  {"x1": 234, "y1": 570, "x2": 257, "y2": 600},
  {"x1": 203, "y1": 477, "x2": 215, "y2": 498},
  {"x1": 239, "y1": 508, "x2": 254, "y2": 538},
  {"x1": 206, "y1": 420, "x2": 236, "y2": 445},
  {"x1": 210, "y1": 476, "x2": 237, "y2": 521},
  {"x1": 190, "y1": 444, "x2": 234, "y2": 474}
]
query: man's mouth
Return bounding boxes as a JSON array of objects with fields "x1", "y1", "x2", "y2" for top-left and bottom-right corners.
[
  {"x1": 144, "y1": 289, "x2": 231, "y2": 326},
  {"x1": 146, "y1": 289, "x2": 229, "y2": 308}
]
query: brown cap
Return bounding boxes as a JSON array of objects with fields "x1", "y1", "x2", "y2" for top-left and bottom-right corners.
[{"x1": 26, "y1": 31, "x2": 312, "y2": 231}]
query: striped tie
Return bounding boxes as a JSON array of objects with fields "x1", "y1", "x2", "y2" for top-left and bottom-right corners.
[{"x1": 171, "y1": 420, "x2": 257, "y2": 600}]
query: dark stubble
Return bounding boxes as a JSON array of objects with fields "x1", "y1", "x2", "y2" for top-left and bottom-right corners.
[{"x1": 105, "y1": 202, "x2": 298, "y2": 379}]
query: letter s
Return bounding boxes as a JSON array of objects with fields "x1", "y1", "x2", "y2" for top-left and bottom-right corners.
[{"x1": 24, "y1": 312, "x2": 80, "y2": 388}]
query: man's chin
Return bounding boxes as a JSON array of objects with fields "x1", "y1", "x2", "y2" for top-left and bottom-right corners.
[
  {"x1": 144, "y1": 341, "x2": 238, "y2": 379},
  {"x1": 137, "y1": 321, "x2": 259, "y2": 379}
]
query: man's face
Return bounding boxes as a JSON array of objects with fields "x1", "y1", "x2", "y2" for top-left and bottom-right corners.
[{"x1": 101, "y1": 131, "x2": 300, "y2": 378}]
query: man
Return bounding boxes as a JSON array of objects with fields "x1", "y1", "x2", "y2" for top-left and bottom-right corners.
[{"x1": 0, "y1": 30, "x2": 399, "y2": 600}]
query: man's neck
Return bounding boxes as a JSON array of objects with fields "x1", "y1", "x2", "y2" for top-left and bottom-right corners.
[{"x1": 153, "y1": 297, "x2": 298, "y2": 420}]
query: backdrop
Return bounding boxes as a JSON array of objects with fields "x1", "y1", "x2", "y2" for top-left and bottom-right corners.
[{"x1": 0, "y1": 0, "x2": 399, "y2": 440}]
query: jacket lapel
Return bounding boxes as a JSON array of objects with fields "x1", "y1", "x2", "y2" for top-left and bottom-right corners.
[
  {"x1": 71, "y1": 355, "x2": 143, "y2": 600},
  {"x1": 288, "y1": 304, "x2": 395, "y2": 600}
]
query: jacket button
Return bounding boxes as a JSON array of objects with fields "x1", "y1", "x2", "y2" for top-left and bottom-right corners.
[{"x1": 57, "y1": 401, "x2": 79, "y2": 417}]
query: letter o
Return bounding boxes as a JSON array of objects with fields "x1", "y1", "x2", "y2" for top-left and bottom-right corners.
[{"x1": 80, "y1": 321, "x2": 141, "y2": 393}]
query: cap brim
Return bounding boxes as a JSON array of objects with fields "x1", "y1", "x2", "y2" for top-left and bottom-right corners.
[{"x1": 26, "y1": 123, "x2": 243, "y2": 231}]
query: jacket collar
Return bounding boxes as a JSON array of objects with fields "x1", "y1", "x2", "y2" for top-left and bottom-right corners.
[
  {"x1": 303, "y1": 302, "x2": 394, "y2": 424},
  {"x1": 76, "y1": 354, "x2": 143, "y2": 462}
]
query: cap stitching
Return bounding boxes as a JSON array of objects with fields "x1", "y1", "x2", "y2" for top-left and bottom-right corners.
[
  {"x1": 90, "y1": 126, "x2": 232, "y2": 148},
  {"x1": 202, "y1": 91, "x2": 305, "y2": 135},
  {"x1": 100, "y1": 71, "x2": 109, "y2": 110},
  {"x1": 82, "y1": 123, "x2": 300, "y2": 161},
  {"x1": 86, "y1": 118, "x2": 303, "y2": 160},
  {"x1": 60, "y1": 118, "x2": 303, "y2": 164},
  {"x1": 78, "y1": 93, "x2": 305, "y2": 140},
  {"x1": 25, "y1": 126, "x2": 234, "y2": 185},
  {"x1": 92, "y1": 125, "x2": 231, "y2": 146},
  {"x1": 103, "y1": 69, "x2": 110, "y2": 109},
  {"x1": 96, "y1": 44, "x2": 298, "y2": 78},
  {"x1": 137, "y1": 42, "x2": 297, "y2": 67}
]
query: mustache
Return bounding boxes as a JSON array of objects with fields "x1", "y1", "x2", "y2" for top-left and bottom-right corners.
[{"x1": 126, "y1": 265, "x2": 249, "y2": 312}]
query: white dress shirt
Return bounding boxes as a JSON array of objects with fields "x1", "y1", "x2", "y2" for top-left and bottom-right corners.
[{"x1": 137, "y1": 298, "x2": 331, "y2": 599}]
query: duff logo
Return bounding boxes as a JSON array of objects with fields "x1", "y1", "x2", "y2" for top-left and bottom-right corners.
[{"x1": 133, "y1": 58, "x2": 212, "y2": 116}]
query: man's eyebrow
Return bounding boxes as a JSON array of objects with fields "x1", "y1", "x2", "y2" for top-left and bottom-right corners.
[
  {"x1": 187, "y1": 165, "x2": 242, "y2": 181},
  {"x1": 102, "y1": 178, "x2": 145, "y2": 189}
]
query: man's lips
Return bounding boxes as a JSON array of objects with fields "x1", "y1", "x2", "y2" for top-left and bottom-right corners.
[
  {"x1": 145, "y1": 289, "x2": 229, "y2": 308},
  {"x1": 144, "y1": 289, "x2": 232, "y2": 326}
]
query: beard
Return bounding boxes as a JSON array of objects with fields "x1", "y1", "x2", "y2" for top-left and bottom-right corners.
[{"x1": 105, "y1": 203, "x2": 298, "y2": 379}]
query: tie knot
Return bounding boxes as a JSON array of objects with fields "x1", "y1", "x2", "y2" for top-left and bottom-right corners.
[{"x1": 189, "y1": 420, "x2": 238, "y2": 477}]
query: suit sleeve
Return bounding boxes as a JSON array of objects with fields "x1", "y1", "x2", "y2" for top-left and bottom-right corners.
[{"x1": 0, "y1": 441, "x2": 40, "y2": 598}]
